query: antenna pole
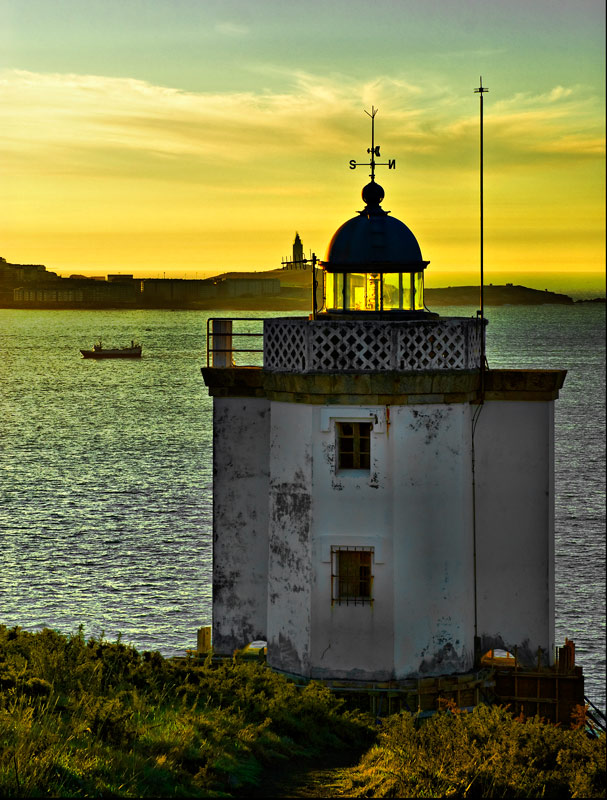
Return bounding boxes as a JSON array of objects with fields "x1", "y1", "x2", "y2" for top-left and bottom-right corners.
[
  {"x1": 474, "y1": 77, "x2": 488, "y2": 387},
  {"x1": 312, "y1": 254, "x2": 318, "y2": 319}
]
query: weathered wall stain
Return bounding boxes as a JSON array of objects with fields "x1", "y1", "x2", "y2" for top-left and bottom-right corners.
[
  {"x1": 268, "y1": 632, "x2": 306, "y2": 674},
  {"x1": 480, "y1": 634, "x2": 544, "y2": 667},
  {"x1": 409, "y1": 407, "x2": 453, "y2": 444},
  {"x1": 214, "y1": 617, "x2": 265, "y2": 654},
  {"x1": 418, "y1": 641, "x2": 473, "y2": 675},
  {"x1": 212, "y1": 398, "x2": 270, "y2": 655}
]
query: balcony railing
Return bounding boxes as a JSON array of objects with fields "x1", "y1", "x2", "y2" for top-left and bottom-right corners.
[
  {"x1": 206, "y1": 318, "x2": 264, "y2": 367},
  {"x1": 206, "y1": 316, "x2": 485, "y2": 372},
  {"x1": 264, "y1": 317, "x2": 485, "y2": 372}
]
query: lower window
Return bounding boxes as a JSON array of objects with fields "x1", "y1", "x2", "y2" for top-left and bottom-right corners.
[{"x1": 331, "y1": 546, "x2": 374, "y2": 606}]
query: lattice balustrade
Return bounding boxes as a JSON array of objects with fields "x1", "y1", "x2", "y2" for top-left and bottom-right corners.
[
  {"x1": 263, "y1": 318, "x2": 308, "y2": 372},
  {"x1": 310, "y1": 322, "x2": 394, "y2": 371},
  {"x1": 264, "y1": 318, "x2": 484, "y2": 372},
  {"x1": 397, "y1": 322, "x2": 468, "y2": 370}
]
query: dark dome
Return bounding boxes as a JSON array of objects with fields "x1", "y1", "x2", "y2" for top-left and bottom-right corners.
[
  {"x1": 323, "y1": 211, "x2": 427, "y2": 272},
  {"x1": 322, "y1": 179, "x2": 428, "y2": 273}
]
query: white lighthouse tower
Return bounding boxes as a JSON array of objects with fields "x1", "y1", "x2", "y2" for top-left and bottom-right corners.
[{"x1": 202, "y1": 112, "x2": 566, "y2": 686}]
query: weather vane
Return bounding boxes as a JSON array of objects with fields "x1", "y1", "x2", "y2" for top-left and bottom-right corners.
[{"x1": 349, "y1": 107, "x2": 396, "y2": 179}]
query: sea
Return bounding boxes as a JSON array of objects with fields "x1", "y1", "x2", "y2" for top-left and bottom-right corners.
[{"x1": 1, "y1": 304, "x2": 605, "y2": 711}]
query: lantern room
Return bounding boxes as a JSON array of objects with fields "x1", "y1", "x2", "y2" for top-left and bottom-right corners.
[{"x1": 318, "y1": 179, "x2": 433, "y2": 318}]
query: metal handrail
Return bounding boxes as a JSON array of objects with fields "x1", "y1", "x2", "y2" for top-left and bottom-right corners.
[{"x1": 206, "y1": 317, "x2": 265, "y2": 367}]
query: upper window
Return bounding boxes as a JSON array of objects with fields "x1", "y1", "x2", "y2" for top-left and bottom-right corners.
[{"x1": 336, "y1": 421, "x2": 371, "y2": 470}]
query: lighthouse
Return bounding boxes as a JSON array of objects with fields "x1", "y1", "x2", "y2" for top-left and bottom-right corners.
[{"x1": 202, "y1": 111, "x2": 566, "y2": 686}]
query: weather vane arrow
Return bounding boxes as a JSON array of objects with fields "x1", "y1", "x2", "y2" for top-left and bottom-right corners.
[{"x1": 349, "y1": 107, "x2": 396, "y2": 177}]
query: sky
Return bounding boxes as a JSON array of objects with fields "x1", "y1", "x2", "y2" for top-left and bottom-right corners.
[{"x1": 0, "y1": 0, "x2": 605, "y2": 291}]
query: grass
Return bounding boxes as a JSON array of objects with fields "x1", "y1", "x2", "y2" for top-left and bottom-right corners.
[
  {"x1": 0, "y1": 625, "x2": 604, "y2": 797},
  {"x1": 339, "y1": 699, "x2": 606, "y2": 798},
  {"x1": 0, "y1": 625, "x2": 372, "y2": 796}
]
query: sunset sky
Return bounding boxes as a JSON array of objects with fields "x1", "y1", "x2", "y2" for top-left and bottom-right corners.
[{"x1": 0, "y1": 0, "x2": 604, "y2": 292}]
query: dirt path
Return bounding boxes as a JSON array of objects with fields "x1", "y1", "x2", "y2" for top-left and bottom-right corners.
[{"x1": 242, "y1": 747, "x2": 366, "y2": 798}]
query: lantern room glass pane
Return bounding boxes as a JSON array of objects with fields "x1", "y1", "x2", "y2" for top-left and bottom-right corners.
[
  {"x1": 345, "y1": 273, "x2": 382, "y2": 311},
  {"x1": 413, "y1": 271, "x2": 424, "y2": 310},
  {"x1": 326, "y1": 272, "x2": 344, "y2": 309},
  {"x1": 345, "y1": 273, "x2": 365, "y2": 310},
  {"x1": 382, "y1": 273, "x2": 400, "y2": 309},
  {"x1": 323, "y1": 270, "x2": 425, "y2": 312},
  {"x1": 383, "y1": 273, "x2": 416, "y2": 310}
]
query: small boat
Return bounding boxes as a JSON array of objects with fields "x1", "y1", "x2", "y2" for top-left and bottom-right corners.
[{"x1": 80, "y1": 340, "x2": 142, "y2": 359}]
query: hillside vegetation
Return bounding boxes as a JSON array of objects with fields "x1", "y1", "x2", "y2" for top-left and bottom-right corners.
[
  {"x1": 0, "y1": 626, "x2": 604, "y2": 797},
  {"x1": 340, "y1": 700, "x2": 605, "y2": 798},
  {"x1": 0, "y1": 626, "x2": 371, "y2": 796}
]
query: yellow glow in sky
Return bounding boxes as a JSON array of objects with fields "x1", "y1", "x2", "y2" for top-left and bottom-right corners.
[{"x1": 0, "y1": 0, "x2": 604, "y2": 292}]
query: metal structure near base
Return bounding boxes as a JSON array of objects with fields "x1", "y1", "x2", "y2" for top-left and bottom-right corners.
[{"x1": 184, "y1": 628, "x2": 595, "y2": 729}]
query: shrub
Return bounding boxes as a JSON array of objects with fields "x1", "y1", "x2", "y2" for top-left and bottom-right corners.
[
  {"x1": 341, "y1": 703, "x2": 606, "y2": 798},
  {"x1": 0, "y1": 625, "x2": 373, "y2": 796}
]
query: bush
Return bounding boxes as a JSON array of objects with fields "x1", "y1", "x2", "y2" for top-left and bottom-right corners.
[
  {"x1": 341, "y1": 702, "x2": 606, "y2": 798},
  {"x1": 0, "y1": 625, "x2": 373, "y2": 796},
  {"x1": 1, "y1": 625, "x2": 603, "y2": 798}
]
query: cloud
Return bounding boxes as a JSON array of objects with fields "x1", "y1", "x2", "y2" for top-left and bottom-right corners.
[
  {"x1": 0, "y1": 67, "x2": 602, "y2": 186},
  {"x1": 547, "y1": 86, "x2": 574, "y2": 102},
  {"x1": 215, "y1": 22, "x2": 249, "y2": 37}
]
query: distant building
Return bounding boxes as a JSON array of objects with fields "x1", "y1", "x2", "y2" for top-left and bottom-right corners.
[
  {"x1": 13, "y1": 276, "x2": 139, "y2": 306},
  {"x1": 283, "y1": 232, "x2": 307, "y2": 269},
  {"x1": 140, "y1": 279, "x2": 219, "y2": 304},
  {"x1": 223, "y1": 278, "x2": 280, "y2": 297},
  {"x1": 0, "y1": 259, "x2": 59, "y2": 304},
  {"x1": 0, "y1": 260, "x2": 57, "y2": 283}
]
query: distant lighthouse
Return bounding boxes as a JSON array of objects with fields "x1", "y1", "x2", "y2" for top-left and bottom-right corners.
[
  {"x1": 202, "y1": 111, "x2": 566, "y2": 685},
  {"x1": 292, "y1": 232, "x2": 304, "y2": 266}
]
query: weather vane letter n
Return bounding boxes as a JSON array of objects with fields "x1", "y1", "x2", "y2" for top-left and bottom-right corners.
[{"x1": 349, "y1": 107, "x2": 396, "y2": 178}]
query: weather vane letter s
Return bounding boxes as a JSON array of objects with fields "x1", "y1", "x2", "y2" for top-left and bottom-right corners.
[{"x1": 349, "y1": 107, "x2": 396, "y2": 179}]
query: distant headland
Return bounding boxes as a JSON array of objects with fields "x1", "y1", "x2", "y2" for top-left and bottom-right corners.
[{"x1": 0, "y1": 258, "x2": 604, "y2": 310}]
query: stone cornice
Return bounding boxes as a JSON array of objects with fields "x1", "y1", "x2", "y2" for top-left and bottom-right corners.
[{"x1": 201, "y1": 367, "x2": 567, "y2": 404}]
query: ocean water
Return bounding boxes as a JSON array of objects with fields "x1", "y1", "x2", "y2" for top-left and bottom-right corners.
[{"x1": 0, "y1": 305, "x2": 604, "y2": 709}]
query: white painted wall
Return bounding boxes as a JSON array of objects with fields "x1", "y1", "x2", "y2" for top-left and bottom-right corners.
[
  {"x1": 273, "y1": 402, "x2": 476, "y2": 680},
  {"x1": 212, "y1": 397, "x2": 270, "y2": 655},
  {"x1": 211, "y1": 393, "x2": 556, "y2": 678},
  {"x1": 310, "y1": 405, "x2": 395, "y2": 680},
  {"x1": 266, "y1": 402, "x2": 314, "y2": 675},
  {"x1": 390, "y1": 404, "x2": 476, "y2": 677},
  {"x1": 474, "y1": 400, "x2": 555, "y2": 666}
]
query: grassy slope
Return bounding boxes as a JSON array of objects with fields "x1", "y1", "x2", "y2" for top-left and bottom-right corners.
[
  {"x1": 0, "y1": 626, "x2": 604, "y2": 797},
  {"x1": 0, "y1": 626, "x2": 372, "y2": 797}
]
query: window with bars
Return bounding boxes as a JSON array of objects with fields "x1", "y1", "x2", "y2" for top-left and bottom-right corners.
[
  {"x1": 331, "y1": 546, "x2": 374, "y2": 606},
  {"x1": 336, "y1": 421, "x2": 371, "y2": 470}
]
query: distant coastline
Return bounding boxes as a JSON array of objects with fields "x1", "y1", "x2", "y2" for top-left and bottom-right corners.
[
  {"x1": 1, "y1": 259, "x2": 604, "y2": 310},
  {"x1": 2, "y1": 283, "x2": 604, "y2": 311}
]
